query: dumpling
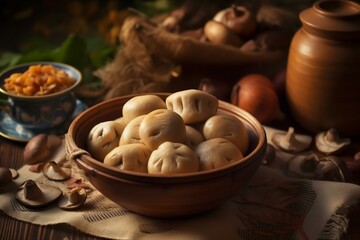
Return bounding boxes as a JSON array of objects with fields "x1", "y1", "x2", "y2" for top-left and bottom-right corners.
[
  {"x1": 184, "y1": 125, "x2": 205, "y2": 150},
  {"x1": 148, "y1": 142, "x2": 199, "y2": 175},
  {"x1": 195, "y1": 138, "x2": 244, "y2": 171},
  {"x1": 122, "y1": 95, "x2": 166, "y2": 124},
  {"x1": 104, "y1": 143, "x2": 151, "y2": 173},
  {"x1": 114, "y1": 116, "x2": 127, "y2": 129},
  {"x1": 202, "y1": 114, "x2": 249, "y2": 154},
  {"x1": 87, "y1": 121, "x2": 124, "y2": 161},
  {"x1": 139, "y1": 109, "x2": 186, "y2": 150},
  {"x1": 166, "y1": 89, "x2": 218, "y2": 124},
  {"x1": 119, "y1": 115, "x2": 145, "y2": 145}
]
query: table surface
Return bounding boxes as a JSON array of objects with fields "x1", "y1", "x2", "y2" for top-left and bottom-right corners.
[{"x1": 1, "y1": 122, "x2": 360, "y2": 239}]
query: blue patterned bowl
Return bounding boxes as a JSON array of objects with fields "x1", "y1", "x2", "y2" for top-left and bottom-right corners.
[{"x1": 0, "y1": 62, "x2": 81, "y2": 129}]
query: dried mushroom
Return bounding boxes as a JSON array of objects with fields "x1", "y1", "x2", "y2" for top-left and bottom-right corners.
[
  {"x1": 58, "y1": 187, "x2": 87, "y2": 210},
  {"x1": 43, "y1": 161, "x2": 71, "y2": 181},
  {"x1": 0, "y1": 167, "x2": 13, "y2": 187},
  {"x1": 15, "y1": 180, "x2": 62, "y2": 208},
  {"x1": 286, "y1": 152, "x2": 319, "y2": 179},
  {"x1": 272, "y1": 127, "x2": 312, "y2": 153},
  {"x1": 23, "y1": 134, "x2": 63, "y2": 165},
  {"x1": 315, "y1": 128, "x2": 350, "y2": 155},
  {"x1": 315, "y1": 156, "x2": 349, "y2": 182}
]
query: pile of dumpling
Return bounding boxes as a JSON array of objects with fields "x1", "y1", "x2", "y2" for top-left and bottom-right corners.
[{"x1": 87, "y1": 89, "x2": 249, "y2": 175}]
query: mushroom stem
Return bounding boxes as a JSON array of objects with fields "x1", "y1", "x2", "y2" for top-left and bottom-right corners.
[
  {"x1": 23, "y1": 180, "x2": 43, "y2": 200},
  {"x1": 49, "y1": 161, "x2": 62, "y2": 173},
  {"x1": 58, "y1": 187, "x2": 87, "y2": 210},
  {"x1": 43, "y1": 161, "x2": 71, "y2": 181},
  {"x1": 68, "y1": 188, "x2": 83, "y2": 204},
  {"x1": 271, "y1": 126, "x2": 312, "y2": 153},
  {"x1": 324, "y1": 128, "x2": 338, "y2": 142},
  {"x1": 280, "y1": 127, "x2": 296, "y2": 150},
  {"x1": 315, "y1": 128, "x2": 351, "y2": 155}
]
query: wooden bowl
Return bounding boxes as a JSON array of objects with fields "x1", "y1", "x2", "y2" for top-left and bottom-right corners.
[{"x1": 66, "y1": 93, "x2": 266, "y2": 218}]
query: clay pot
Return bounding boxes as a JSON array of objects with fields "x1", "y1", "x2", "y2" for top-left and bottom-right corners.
[
  {"x1": 286, "y1": 0, "x2": 360, "y2": 137},
  {"x1": 66, "y1": 93, "x2": 266, "y2": 218}
]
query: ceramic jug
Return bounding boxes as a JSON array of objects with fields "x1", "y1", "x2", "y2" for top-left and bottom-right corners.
[{"x1": 286, "y1": 0, "x2": 360, "y2": 137}]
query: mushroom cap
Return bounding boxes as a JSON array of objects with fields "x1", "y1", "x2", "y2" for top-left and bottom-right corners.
[
  {"x1": 315, "y1": 128, "x2": 351, "y2": 155},
  {"x1": 23, "y1": 134, "x2": 62, "y2": 165},
  {"x1": 15, "y1": 180, "x2": 62, "y2": 208},
  {"x1": 272, "y1": 127, "x2": 312, "y2": 153},
  {"x1": 316, "y1": 156, "x2": 349, "y2": 182},
  {"x1": 286, "y1": 153, "x2": 319, "y2": 179},
  {"x1": 43, "y1": 161, "x2": 71, "y2": 181},
  {"x1": 0, "y1": 167, "x2": 13, "y2": 187},
  {"x1": 58, "y1": 188, "x2": 87, "y2": 210}
]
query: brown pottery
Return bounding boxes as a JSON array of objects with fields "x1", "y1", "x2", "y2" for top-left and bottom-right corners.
[
  {"x1": 286, "y1": 0, "x2": 360, "y2": 137},
  {"x1": 66, "y1": 93, "x2": 266, "y2": 218}
]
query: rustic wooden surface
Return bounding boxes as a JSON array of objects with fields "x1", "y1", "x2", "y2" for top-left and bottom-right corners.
[{"x1": 0, "y1": 127, "x2": 359, "y2": 239}]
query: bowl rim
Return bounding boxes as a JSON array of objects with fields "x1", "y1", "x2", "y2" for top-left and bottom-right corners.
[
  {"x1": 0, "y1": 61, "x2": 82, "y2": 99},
  {"x1": 67, "y1": 92, "x2": 267, "y2": 183}
]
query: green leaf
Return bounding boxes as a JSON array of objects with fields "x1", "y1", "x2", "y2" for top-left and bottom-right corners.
[
  {"x1": 85, "y1": 36, "x2": 116, "y2": 68},
  {"x1": 0, "y1": 52, "x2": 21, "y2": 70},
  {"x1": 0, "y1": 34, "x2": 116, "y2": 88},
  {"x1": 0, "y1": 34, "x2": 88, "y2": 71},
  {"x1": 16, "y1": 50, "x2": 53, "y2": 64},
  {"x1": 133, "y1": 0, "x2": 183, "y2": 16},
  {"x1": 52, "y1": 34, "x2": 87, "y2": 71}
]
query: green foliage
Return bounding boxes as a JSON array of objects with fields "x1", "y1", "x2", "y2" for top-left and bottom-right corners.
[
  {"x1": 52, "y1": 34, "x2": 87, "y2": 70},
  {"x1": 0, "y1": 34, "x2": 117, "y2": 86},
  {"x1": 133, "y1": 0, "x2": 183, "y2": 17}
]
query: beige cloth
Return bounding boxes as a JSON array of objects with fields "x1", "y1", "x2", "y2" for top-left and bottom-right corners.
[
  {"x1": 0, "y1": 126, "x2": 359, "y2": 239},
  {"x1": 1, "y1": 160, "x2": 360, "y2": 240}
]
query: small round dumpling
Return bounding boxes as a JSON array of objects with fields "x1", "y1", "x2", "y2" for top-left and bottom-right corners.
[
  {"x1": 104, "y1": 143, "x2": 151, "y2": 173},
  {"x1": 148, "y1": 142, "x2": 199, "y2": 175},
  {"x1": 114, "y1": 116, "x2": 127, "y2": 129},
  {"x1": 122, "y1": 95, "x2": 166, "y2": 124},
  {"x1": 139, "y1": 109, "x2": 186, "y2": 150},
  {"x1": 195, "y1": 138, "x2": 244, "y2": 171},
  {"x1": 119, "y1": 115, "x2": 145, "y2": 145},
  {"x1": 166, "y1": 89, "x2": 218, "y2": 124},
  {"x1": 87, "y1": 121, "x2": 124, "y2": 161},
  {"x1": 203, "y1": 114, "x2": 249, "y2": 154},
  {"x1": 184, "y1": 125, "x2": 205, "y2": 150}
]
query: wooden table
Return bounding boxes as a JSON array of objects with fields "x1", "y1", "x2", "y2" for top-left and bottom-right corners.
[{"x1": 1, "y1": 129, "x2": 360, "y2": 239}]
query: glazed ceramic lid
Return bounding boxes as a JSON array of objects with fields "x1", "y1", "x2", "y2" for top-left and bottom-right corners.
[{"x1": 300, "y1": 0, "x2": 360, "y2": 38}]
